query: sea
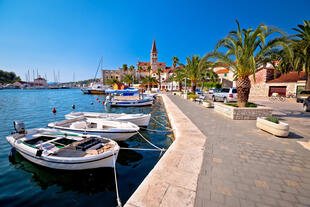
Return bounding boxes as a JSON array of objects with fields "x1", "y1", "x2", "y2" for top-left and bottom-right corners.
[{"x1": 0, "y1": 89, "x2": 172, "y2": 207}]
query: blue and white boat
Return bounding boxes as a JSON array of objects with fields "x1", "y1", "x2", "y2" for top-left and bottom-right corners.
[{"x1": 105, "y1": 88, "x2": 154, "y2": 107}]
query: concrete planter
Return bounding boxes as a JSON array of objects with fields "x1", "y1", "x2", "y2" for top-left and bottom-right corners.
[
  {"x1": 202, "y1": 101, "x2": 212, "y2": 108},
  {"x1": 214, "y1": 102, "x2": 272, "y2": 120},
  {"x1": 256, "y1": 117, "x2": 289, "y2": 137},
  {"x1": 190, "y1": 98, "x2": 194, "y2": 102},
  {"x1": 182, "y1": 94, "x2": 188, "y2": 99}
]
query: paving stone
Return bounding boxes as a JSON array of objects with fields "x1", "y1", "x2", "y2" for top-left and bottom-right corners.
[{"x1": 166, "y1": 95, "x2": 310, "y2": 207}]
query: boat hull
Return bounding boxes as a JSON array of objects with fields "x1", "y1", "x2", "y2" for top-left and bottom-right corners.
[
  {"x1": 47, "y1": 128, "x2": 137, "y2": 141},
  {"x1": 81, "y1": 88, "x2": 107, "y2": 94},
  {"x1": 110, "y1": 100, "x2": 153, "y2": 107},
  {"x1": 65, "y1": 113, "x2": 151, "y2": 127},
  {"x1": 6, "y1": 135, "x2": 119, "y2": 170}
]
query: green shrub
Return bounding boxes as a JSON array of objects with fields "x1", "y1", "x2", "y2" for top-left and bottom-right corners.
[
  {"x1": 204, "y1": 100, "x2": 210, "y2": 103},
  {"x1": 188, "y1": 94, "x2": 198, "y2": 99},
  {"x1": 265, "y1": 117, "x2": 279, "y2": 124},
  {"x1": 187, "y1": 92, "x2": 194, "y2": 95},
  {"x1": 225, "y1": 102, "x2": 257, "y2": 107}
]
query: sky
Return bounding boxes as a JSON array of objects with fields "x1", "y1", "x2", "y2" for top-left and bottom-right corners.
[{"x1": 0, "y1": 0, "x2": 309, "y2": 82}]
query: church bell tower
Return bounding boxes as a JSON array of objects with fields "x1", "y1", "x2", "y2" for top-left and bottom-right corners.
[{"x1": 150, "y1": 38, "x2": 158, "y2": 70}]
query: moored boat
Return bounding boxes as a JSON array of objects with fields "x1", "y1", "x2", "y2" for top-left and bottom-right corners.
[
  {"x1": 48, "y1": 117, "x2": 139, "y2": 141},
  {"x1": 7, "y1": 123, "x2": 119, "y2": 170},
  {"x1": 65, "y1": 112, "x2": 151, "y2": 127}
]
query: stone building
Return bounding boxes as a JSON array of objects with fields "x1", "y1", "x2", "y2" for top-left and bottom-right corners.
[
  {"x1": 102, "y1": 67, "x2": 135, "y2": 84},
  {"x1": 249, "y1": 63, "x2": 306, "y2": 97}
]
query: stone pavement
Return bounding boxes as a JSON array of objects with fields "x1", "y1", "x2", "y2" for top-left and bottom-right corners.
[{"x1": 168, "y1": 95, "x2": 310, "y2": 207}]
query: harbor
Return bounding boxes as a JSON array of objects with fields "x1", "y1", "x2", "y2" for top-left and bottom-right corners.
[{"x1": 0, "y1": 89, "x2": 172, "y2": 206}]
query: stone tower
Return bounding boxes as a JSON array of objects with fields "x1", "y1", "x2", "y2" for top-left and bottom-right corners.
[{"x1": 150, "y1": 38, "x2": 158, "y2": 71}]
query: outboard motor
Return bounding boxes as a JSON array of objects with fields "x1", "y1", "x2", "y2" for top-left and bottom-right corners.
[{"x1": 13, "y1": 121, "x2": 26, "y2": 134}]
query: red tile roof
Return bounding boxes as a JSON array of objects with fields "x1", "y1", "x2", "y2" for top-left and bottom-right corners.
[
  {"x1": 137, "y1": 62, "x2": 150, "y2": 66},
  {"x1": 267, "y1": 71, "x2": 306, "y2": 83},
  {"x1": 215, "y1": 69, "x2": 229, "y2": 74}
]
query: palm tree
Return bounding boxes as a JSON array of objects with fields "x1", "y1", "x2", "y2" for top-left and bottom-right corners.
[
  {"x1": 290, "y1": 20, "x2": 310, "y2": 89},
  {"x1": 204, "y1": 20, "x2": 285, "y2": 107},
  {"x1": 156, "y1": 68, "x2": 163, "y2": 90},
  {"x1": 138, "y1": 66, "x2": 143, "y2": 82},
  {"x1": 122, "y1": 64, "x2": 128, "y2": 74},
  {"x1": 172, "y1": 68, "x2": 186, "y2": 92},
  {"x1": 179, "y1": 55, "x2": 208, "y2": 92},
  {"x1": 172, "y1": 56, "x2": 179, "y2": 68},
  {"x1": 142, "y1": 75, "x2": 157, "y2": 91},
  {"x1": 106, "y1": 78, "x2": 119, "y2": 85},
  {"x1": 122, "y1": 74, "x2": 134, "y2": 87},
  {"x1": 129, "y1": 65, "x2": 135, "y2": 83},
  {"x1": 147, "y1": 65, "x2": 152, "y2": 76}
]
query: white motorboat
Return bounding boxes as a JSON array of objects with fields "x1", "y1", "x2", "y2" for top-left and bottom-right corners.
[
  {"x1": 106, "y1": 96, "x2": 153, "y2": 107},
  {"x1": 65, "y1": 112, "x2": 151, "y2": 127},
  {"x1": 7, "y1": 122, "x2": 119, "y2": 170},
  {"x1": 48, "y1": 117, "x2": 139, "y2": 141}
]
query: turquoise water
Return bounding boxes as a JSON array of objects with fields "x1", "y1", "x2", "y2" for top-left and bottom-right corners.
[{"x1": 0, "y1": 89, "x2": 172, "y2": 207}]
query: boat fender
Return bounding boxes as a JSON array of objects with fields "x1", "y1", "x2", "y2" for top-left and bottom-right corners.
[
  {"x1": 36, "y1": 149, "x2": 43, "y2": 157},
  {"x1": 98, "y1": 101, "x2": 100, "y2": 103},
  {"x1": 102, "y1": 101, "x2": 105, "y2": 104},
  {"x1": 52, "y1": 108, "x2": 56, "y2": 114},
  {"x1": 9, "y1": 148, "x2": 16, "y2": 163},
  {"x1": 90, "y1": 102, "x2": 94, "y2": 105},
  {"x1": 72, "y1": 105, "x2": 75, "y2": 109},
  {"x1": 96, "y1": 98, "x2": 99, "y2": 100}
]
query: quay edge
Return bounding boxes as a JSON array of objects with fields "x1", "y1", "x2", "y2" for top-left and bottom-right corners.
[{"x1": 125, "y1": 94, "x2": 206, "y2": 207}]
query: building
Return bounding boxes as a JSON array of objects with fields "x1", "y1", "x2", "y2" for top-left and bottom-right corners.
[
  {"x1": 102, "y1": 67, "x2": 135, "y2": 84},
  {"x1": 137, "y1": 38, "x2": 179, "y2": 91},
  {"x1": 34, "y1": 77, "x2": 47, "y2": 87},
  {"x1": 214, "y1": 65, "x2": 235, "y2": 87},
  {"x1": 249, "y1": 63, "x2": 306, "y2": 97}
]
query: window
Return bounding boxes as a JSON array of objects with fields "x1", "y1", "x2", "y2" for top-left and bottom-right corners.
[
  {"x1": 232, "y1": 89, "x2": 237, "y2": 93},
  {"x1": 221, "y1": 88, "x2": 230, "y2": 93},
  {"x1": 300, "y1": 91, "x2": 310, "y2": 94},
  {"x1": 162, "y1": 78, "x2": 165, "y2": 80},
  {"x1": 224, "y1": 73, "x2": 227, "y2": 77}
]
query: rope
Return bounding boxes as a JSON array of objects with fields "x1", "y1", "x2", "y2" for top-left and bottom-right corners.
[
  {"x1": 113, "y1": 152, "x2": 122, "y2": 207},
  {"x1": 140, "y1": 128, "x2": 172, "y2": 133},
  {"x1": 120, "y1": 147, "x2": 166, "y2": 152},
  {"x1": 136, "y1": 131, "x2": 165, "y2": 152},
  {"x1": 150, "y1": 117, "x2": 171, "y2": 129}
]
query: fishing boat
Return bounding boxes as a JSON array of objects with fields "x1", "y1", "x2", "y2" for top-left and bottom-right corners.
[
  {"x1": 65, "y1": 112, "x2": 151, "y2": 127},
  {"x1": 105, "y1": 88, "x2": 154, "y2": 107},
  {"x1": 81, "y1": 84, "x2": 108, "y2": 94},
  {"x1": 48, "y1": 117, "x2": 139, "y2": 141},
  {"x1": 7, "y1": 122, "x2": 119, "y2": 170}
]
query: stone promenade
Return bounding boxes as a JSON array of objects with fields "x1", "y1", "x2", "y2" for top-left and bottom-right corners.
[{"x1": 168, "y1": 95, "x2": 310, "y2": 207}]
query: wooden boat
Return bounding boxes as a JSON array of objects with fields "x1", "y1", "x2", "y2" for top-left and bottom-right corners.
[
  {"x1": 48, "y1": 117, "x2": 139, "y2": 141},
  {"x1": 7, "y1": 125, "x2": 119, "y2": 170},
  {"x1": 65, "y1": 112, "x2": 151, "y2": 127}
]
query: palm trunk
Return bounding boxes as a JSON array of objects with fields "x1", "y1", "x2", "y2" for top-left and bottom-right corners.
[
  {"x1": 306, "y1": 72, "x2": 310, "y2": 90},
  {"x1": 191, "y1": 80, "x2": 196, "y2": 93},
  {"x1": 159, "y1": 74, "x2": 161, "y2": 91},
  {"x1": 178, "y1": 81, "x2": 182, "y2": 92},
  {"x1": 236, "y1": 76, "x2": 251, "y2": 107}
]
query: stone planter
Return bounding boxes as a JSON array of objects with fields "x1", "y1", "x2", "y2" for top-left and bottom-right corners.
[
  {"x1": 214, "y1": 102, "x2": 272, "y2": 120},
  {"x1": 182, "y1": 94, "x2": 188, "y2": 99},
  {"x1": 202, "y1": 101, "x2": 212, "y2": 108},
  {"x1": 256, "y1": 117, "x2": 289, "y2": 137},
  {"x1": 190, "y1": 98, "x2": 194, "y2": 102}
]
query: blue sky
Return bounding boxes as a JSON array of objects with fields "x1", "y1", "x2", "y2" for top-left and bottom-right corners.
[{"x1": 0, "y1": 0, "x2": 309, "y2": 82}]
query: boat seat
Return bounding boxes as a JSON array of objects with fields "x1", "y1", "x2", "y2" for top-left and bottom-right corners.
[{"x1": 70, "y1": 121, "x2": 87, "y2": 129}]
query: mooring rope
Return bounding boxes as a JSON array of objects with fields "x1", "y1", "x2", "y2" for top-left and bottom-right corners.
[
  {"x1": 140, "y1": 128, "x2": 172, "y2": 133},
  {"x1": 120, "y1": 147, "x2": 166, "y2": 151},
  {"x1": 136, "y1": 130, "x2": 165, "y2": 152},
  {"x1": 150, "y1": 117, "x2": 171, "y2": 130},
  {"x1": 113, "y1": 152, "x2": 122, "y2": 207}
]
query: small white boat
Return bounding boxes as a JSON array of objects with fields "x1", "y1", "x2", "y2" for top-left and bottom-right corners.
[
  {"x1": 48, "y1": 117, "x2": 139, "y2": 141},
  {"x1": 65, "y1": 112, "x2": 151, "y2": 127},
  {"x1": 7, "y1": 123, "x2": 119, "y2": 170},
  {"x1": 107, "y1": 96, "x2": 153, "y2": 107}
]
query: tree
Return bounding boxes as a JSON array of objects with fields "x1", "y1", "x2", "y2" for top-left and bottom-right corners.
[
  {"x1": 122, "y1": 74, "x2": 134, "y2": 87},
  {"x1": 129, "y1": 65, "x2": 135, "y2": 83},
  {"x1": 0, "y1": 70, "x2": 21, "y2": 83},
  {"x1": 204, "y1": 20, "x2": 285, "y2": 107},
  {"x1": 172, "y1": 56, "x2": 179, "y2": 68},
  {"x1": 171, "y1": 68, "x2": 186, "y2": 92},
  {"x1": 142, "y1": 75, "x2": 157, "y2": 91},
  {"x1": 106, "y1": 78, "x2": 119, "y2": 85},
  {"x1": 147, "y1": 65, "x2": 152, "y2": 76},
  {"x1": 156, "y1": 68, "x2": 163, "y2": 90},
  {"x1": 122, "y1": 64, "x2": 128, "y2": 74},
  {"x1": 289, "y1": 20, "x2": 310, "y2": 89},
  {"x1": 179, "y1": 55, "x2": 208, "y2": 92},
  {"x1": 138, "y1": 66, "x2": 143, "y2": 82}
]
